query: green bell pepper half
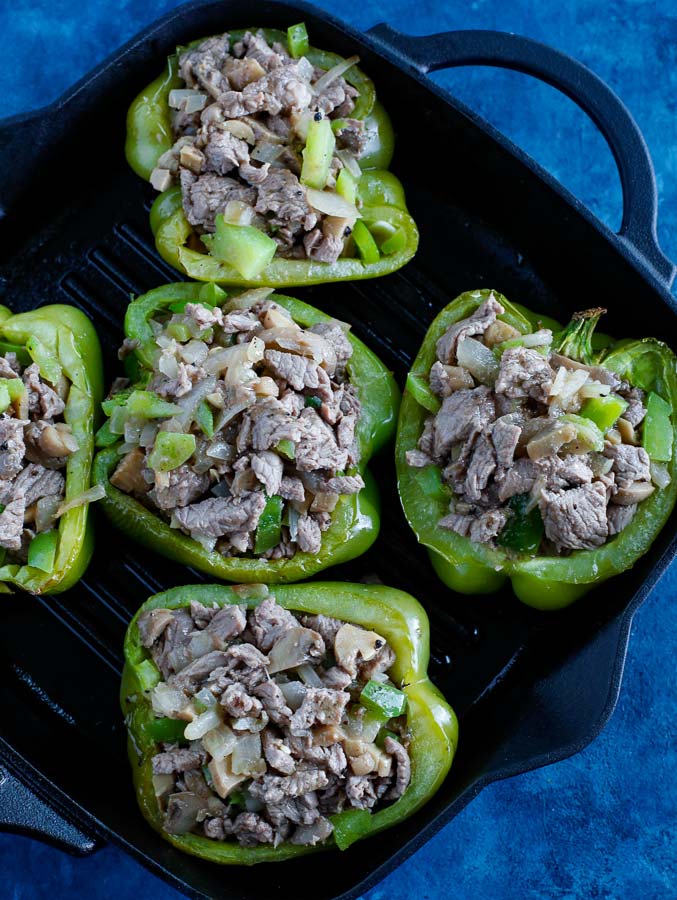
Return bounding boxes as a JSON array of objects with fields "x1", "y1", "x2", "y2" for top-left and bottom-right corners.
[
  {"x1": 126, "y1": 26, "x2": 417, "y2": 286},
  {"x1": 93, "y1": 283, "x2": 399, "y2": 583},
  {"x1": 0, "y1": 304, "x2": 103, "y2": 594},
  {"x1": 121, "y1": 581, "x2": 458, "y2": 863},
  {"x1": 396, "y1": 289, "x2": 677, "y2": 610}
]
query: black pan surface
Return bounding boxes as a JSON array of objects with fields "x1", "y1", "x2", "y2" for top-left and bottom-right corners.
[{"x1": 0, "y1": 2, "x2": 675, "y2": 898}]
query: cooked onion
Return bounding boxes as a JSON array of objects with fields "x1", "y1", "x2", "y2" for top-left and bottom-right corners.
[
  {"x1": 231, "y1": 733, "x2": 265, "y2": 776},
  {"x1": 251, "y1": 142, "x2": 284, "y2": 164},
  {"x1": 225, "y1": 288, "x2": 274, "y2": 311},
  {"x1": 223, "y1": 200, "x2": 255, "y2": 226},
  {"x1": 151, "y1": 683, "x2": 187, "y2": 718},
  {"x1": 35, "y1": 496, "x2": 61, "y2": 532},
  {"x1": 336, "y1": 149, "x2": 362, "y2": 178},
  {"x1": 312, "y1": 56, "x2": 360, "y2": 95},
  {"x1": 232, "y1": 711, "x2": 269, "y2": 733},
  {"x1": 184, "y1": 708, "x2": 222, "y2": 740},
  {"x1": 456, "y1": 337, "x2": 499, "y2": 385},
  {"x1": 295, "y1": 663, "x2": 324, "y2": 687},
  {"x1": 168, "y1": 89, "x2": 208, "y2": 113},
  {"x1": 651, "y1": 461, "x2": 671, "y2": 488},
  {"x1": 305, "y1": 186, "x2": 361, "y2": 220},
  {"x1": 578, "y1": 379, "x2": 612, "y2": 398},
  {"x1": 278, "y1": 679, "x2": 307, "y2": 710},
  {"x1": 56, "y1": 485, "x2": 105, "y2": 518},
  {"x1": 175, "y1": 375, "x2": 217, "y2": 428},
  {"x1": 187, "y1": 631, "x2": 215, "y2": 659},
  {"x1": 159, "y1": 352, "x2": 179, "y2": 379},
  {"x1": 180, "y1": 340, "x2": 209, "y2": 366},
  {"x1": 202, "y1": 723, "x2": 237, "y2": 760}
]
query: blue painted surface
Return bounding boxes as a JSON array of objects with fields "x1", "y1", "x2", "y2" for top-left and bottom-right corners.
[{"x1": 2, "y1": 1, "x2": 676, "y2": 897}]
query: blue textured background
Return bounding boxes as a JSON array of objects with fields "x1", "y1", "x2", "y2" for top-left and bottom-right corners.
[{"x1": 2, "y1": 1, "x2": 676, "y2": 898}]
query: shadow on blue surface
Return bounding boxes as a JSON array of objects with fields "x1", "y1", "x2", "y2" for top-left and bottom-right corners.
[{"x1": 1, "y1": 1, "x2": 676, "y2": 898}]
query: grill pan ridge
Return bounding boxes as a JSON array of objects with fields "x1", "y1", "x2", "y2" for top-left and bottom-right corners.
[{"x1": 0, "y1": 2, "x2": 676, "y2": 898}]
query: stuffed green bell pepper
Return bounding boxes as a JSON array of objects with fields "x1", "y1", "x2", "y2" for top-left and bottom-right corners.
[
  {"x1": 121, "y1": 581, "x2": 458, "y2": 862},
  {"x1": 396, "y1": 289, "x2": 677, "y2": 610},
  {"x1": 93, "y1": 282, "x2": 399, "y2": 582},
  {"x1": 126, "y1": 23, "x2": 418, "y2": 287},
  {"x1": 0, "y1": 304, "x2": 103, "y2": 593}
]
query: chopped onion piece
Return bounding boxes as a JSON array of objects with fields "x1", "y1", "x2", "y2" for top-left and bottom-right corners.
[
  {"x1": 223, "y1": 200, "x2": 255, "y2": 226},
  {"x1": 296, "y1": 663, "x2": 324, "y2": 687},
  {"x1": 231, "y1": 711, "x2": 269, "y2": 733},
  {"x1": 520, "y1": 329, "x2": 552, "y2": 347},
  {"x1": 231, "y1": 733, "x2": 265, "y2": 776},
  {"x1": 251, "y1": 142, "x2": 284, "y2": 164},
  {"x1": 151, "y1": 683, "x2": 189, "y2": 718},
  {"x1": 139, "y1": 422, "x2": 159, "y2": 448},
  {"x1": 56, "y1": 484, "x2": 105, "y2": 518},
  {"x1": 168, "y1": 89, "x2": 207, "y2": 112},
  {"x1": 206, "y1": 440, "x2": 234, "y2": 461},
  {"x1": 288, "y1": 506, "x2": 300, "y2": 542},
  {"x1": 305, "y1": 186, "x2": 361, "y2": 220},
  {"x1": 174, "y1": 375, "x2": 217, "y2": 428},
  {"x1": 35, "y1": 496, "x2": 61, "y2": 533},
  {"x1": 187, "y1": 631, "x2": 215, "y2": 659},
  {"x1": 225, "y1": 288, "x2": 274, "y2": 311},
  {"x1": 159, "y1": 352, "x2": 179, "y2": 379},
  {"x1": 190, "y1": 532, "x2": 218, "y2": 553},
  {"x1": 180, "y1": 340, "x2": 209, "y2": 365},
  {"x1": 312, "y1": 56, "x2": 360, "y2": 96},
  {"x1": 456, "y1": 337, "x2": 500, "y2": 385},
  {"x1": 202, "y1": 723, "x2": 237, "y2": 760},
  {"x1": 152, "y1": 773, "x2": 175, "y2": 799},
  {"x1": 336, "y1": 149, "x2": 362, "y2": 178},
  {"x1": 195, "y1": 687, "x2": 218, "y2": 709},
  {"x1": 278, "y1": 679, "x2": 307, "y2": 710},
  {"x1": 184, "y1": 708, "x2": 222, "y2": 740},
  {"x1": 650, "y1": 461, "x2": 671, "y2": 488},
  {"x1": 579, "y1": 379, "x2": 612, "y2": 398}
]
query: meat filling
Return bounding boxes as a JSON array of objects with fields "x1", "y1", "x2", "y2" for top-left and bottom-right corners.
[
  {"x1": 110, "y1": 294, "x2": 362, "y2": 560},
  {"x1": 141, "y1": 594, "x2": 411, "y2": 847},
  {"x1": 150, "y1": 30, "x2": 367, "y2": 265},
  {"x1": 407, "y1": 294, "x2": 664, "y2": 554},
  {"x1": 0, "y1": 353, "x2": 78, "y2": 560}
]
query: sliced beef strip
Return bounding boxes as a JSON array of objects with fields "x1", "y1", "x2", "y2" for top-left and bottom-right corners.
[
  {"x1": 308, "y1": 322, "x2": 353, "y2": 372},
  {"x1": 0, "y1": 418, "x2": 26, "y2": 479},
  {"x1": 137, "y1": 608, "x2": 175, "y2": 648},
  {"x1": 178, "y1": 34, "x2": 231, "y2": 95},
  {"x1": 219, "y1": 682, "x2": 263, "y2": 717},
  {"x1": 497, "y1": 455, "x2": 593, "y2": 503},
  {"x1": 7, "y1": 464, "x2": 64, "y2": 507},
  {"x1": 205, "y1": 606, "x2": 247, "y2": 649},
  {"x1": 323, "y1": 474, "x2": 364, "y2": 494},
  {"x1": 263, "y1": 350, "x2": 323, "y2": 391},
  {"x1": 229, "y1": 812, "x2": 275, "y2": 848},
  {"x1": 250, "y1": 450, "x2": 284, "y2": 496},
  {"x1": 462, "y1": 433, "x2": 497, "y2": 502},
  {"x1": 152, "y1": 747, "x2": 207, "y2": 775},
  {"x1": 262, "y1": 729, "x2": 296, "y2": 775},
  {"x1": 539, "y1": 481, "x2": 608, "y2": 551},
  {"x1": 253, "y1": 681, "x2": 293, "y2": 727},
  {"x1": 150, "y1": 608, "x2": 195, "y2": 679},
  {"x1": 279, "y1": 475, "x2": 305, "y2": 502},
  {"x1": 23, "y1": 364, "x2": 65, "y2": 419},
  {"x1": 289, "y1": 688, "x2": 350, "y2": 734},
  {"x1": 435, "y1": 296, "x2": 504, "y2": 364},
  {"x1": 491, "y1": 418, "x2": 521, "y2": 468},
  {"x1": 250, "y1": 597, "x2": 299, "y2": 651},
  {"x1": 219, "y1": 60, "x2": 314, "y2": 119},
  {"x1": 432, "y1": 386, "x2": 496, "y2": 462},
  {"x1": 249, "y1": 401, "x2": 305, "y2": 452},
  {"x1": 0, "y1": 494, "x2": 26, "y2": 551},
  {"x1": 607, "y1": 502, "x2": 637, "y2": 535},
  {"x1": 295, "y1": 409, "x2": 348, "y2": 472},
  {"x1": 151, "y1": 465, "x2": 209, "y2": 510},
  {"x1": 254, "y1": 169, "x2": 316, "y2": 232},
  {"x1": 495, "y1": 347, "x2": 553, "y2": 404},
  {"x1": 180, "y1": 170, "x2": 257, "y2": 231},
  {"x1": 296, "y1": 514, "x2": 322, "y2": 554},
  {"x1": 603, "y1": 444, "x2": 651, "y2": 488},
  {"x1": 202, "y1": 130, "x2": 250, "y2": 176},
  {"x1": 618, "y1": 386, "x2": 646, "y2": 427},
  {"x1": 384, "y1": 736, "x2": 411, "y2": 800},
  {"x1": 172, "y1": 492, "x2": 266, "y2": 538}
]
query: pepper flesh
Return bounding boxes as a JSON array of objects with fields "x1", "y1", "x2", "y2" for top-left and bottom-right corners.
[
  {"x1": 126, "y1": 27, "x2": 418, "y2": 286},
  {"x1": 396, "y1": 289, "x2": 677, "y2": 610},
  {"x1": 121, "y1": 582, "x2": 458, "y2": 863},
  {"x1": 93, "y1": 284, "x2": 400, "y2": 583},
  {"x1": 0, "y1": 304, "x2": 103, "y2": 594}
]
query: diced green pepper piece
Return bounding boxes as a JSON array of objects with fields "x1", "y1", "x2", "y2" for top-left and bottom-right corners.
[
  {"x1": 643, "y1": 392, "x2": 673, "y2": 462},
  {"x1": 101, "y1": 389, "x2": 133, "y2": 416},
  {"x1": 330, "y1": 808, "x2": 372, "y2": 851},
  {"x1": 352, "y1": 219, "x2": 380, "y2": 265},
  {"x1": 560, "y1": 413, "x2": 605, "y2": 452},
  {"x1": 204, "y1": 217, "x2": 277, "y2": 280},
  {"x1": 405, "y1": 372, "x2": 440, "y2": 413},
  {"x1": 304, "y1": 396, "x2": 322, "y2": 410},
  {"x1": 27, "y1": 530, "x2": 59, "y2": 573},
  {"x1": 109, "y1": 405, "x2": 128, "y2": 435},
  {"x1": 287, "y1": 22, "x2": 310, "y2": 58},
  {"x1": 360, "y1": 679, "x2": 407, "y2": 718},
  {"x1": 199, "y1": 283, "x2": 227, "y2": 306},
  {"x1": 497, "y1": 493, "x2": 544, "y2": 554},
  {"x1": 580, "y1": 394, "x2": 629, "y2": 432},
  {"x1": 336, "y1": 167, "x2": 358, "y2": 205},
  {"x1": 275, "y1": 439, "x2": 296, "y2": 460},
  {"x1": 381, "y1": 229, "x2": 408, "y2": 255},
  {"x1": 254, "y1": 494, "x2": 284, "y2": 554},
  {"x1": 148, "y1": 431, "x2": 196, "y2": 472},
  {"x1": 195, "y1": 401, "x2": 215, "y2": 438},
  {"x1": 418, "y1": 465, "x2": 448, "y2": 502},
  {"x1": 0, "y1": 383, "x2": 10, "y2": 414},
  {"x1": 166, "y1": 321, "x2": 192, "y2": 341},
  {"x1": 134, "y1": 659, "x2": 161, "y2": 692},
  {"x1": 0, "y1": 377, "x2": 26, "y2": 402},
  {"x1": 300, "y1": 116, "x2": 335, "y2": 190},
  {"x1": 26, "y1": 335, "x2": 62, "y2": 385},
  {"x1": 126, "y1": 390, "x2": 182, "y2": 419},
  {"x1": 95, "y1": 420, "x2": 120, "y2": 448},
  {"x1": 148, "y1": 716, "x2": 186, "y2": 742}
]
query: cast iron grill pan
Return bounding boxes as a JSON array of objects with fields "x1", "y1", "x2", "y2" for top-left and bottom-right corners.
[{"x1": 0, "y1": 3, "x2": 675, "y2": 898}]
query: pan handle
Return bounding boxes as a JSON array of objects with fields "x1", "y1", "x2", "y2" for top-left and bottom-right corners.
[
  {"x1": 366, "y1": 25, "x2": 675, "y2": 289},
  {"x1": 0, "y1": 756, "x2": 99, "y2": 856}
]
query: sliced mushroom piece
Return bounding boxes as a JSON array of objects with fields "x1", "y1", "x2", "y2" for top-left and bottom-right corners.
[
  {"x1": 179, "y1": 144, "x2": 205, "y2": 174},
  {"x1": 616, "y1": 417, "x2": 639, "y2": 445},
  {"x1": 267, "y1": 626, "x2": 325, "y2": 674},
  {"x1": 483, "y1": 320, "x2": 521, "y2": 347},
  {"x1": 38, "y1": 423, "x2": 79, "y2": 458},
  {"x1": 111, "y1": 447, "x2": 150, "y2": 495},
  {"x1": 208, "y1": 756, "x2": 248, "y2": 800},
  {"x1": 613, "y1": 481, "x2": 655, "y2": 506},
  {"x1": 334, "y1": 623, "x2": 386, "y2": 677},
  {"x1": 163, "y1": 792, "x2": 205, "y2": 834},
  {"x1": 526, "y1": 421, "x2": 577, "y2": 460},
  {"x1": 150, "y1": 167, "x2": 174, "y2": 192}
]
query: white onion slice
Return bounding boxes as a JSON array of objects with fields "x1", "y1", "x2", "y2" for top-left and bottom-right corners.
[
  {"x1": 231, "y1": 733, "x2": 265, "y2": 776},
  {"x1": 305, "y1": 186, "x2": 361, "y2": 220},
  {"x1": 296, "y1": 663, "x2": 324, "y2": 687},
  {"x1": 202, "y1": 723, "x2": 237, "y2": 760},
  {"x1": 651, "y1": 461, "x2": 671, "y2": 488},
  {"x1": 312, "y1": 56, "x2": 360, "y2": 96},
  {"x1": 251, "y1": 142, "x2": 284, "y2": 164},
  {"x1": 56, "y1": 485, "x2": 105, "y2": 518},
  {"x1": 184, "y1": 708, "x2": 222, "y2": 740},
  {"x1": 278, "y1": 679, "x2": 307, "y2": 710},
  {"x1": 336, "y1": 149, "x2": 362, "y2": 178},
  {"x1": 456, "y1": 337, "x2": 499, "y2": 385}
]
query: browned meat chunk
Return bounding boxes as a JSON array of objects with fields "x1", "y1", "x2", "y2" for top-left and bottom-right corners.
[
  {"x1": 436, "y1": 295, "x2": 504, "y2": 364},
  {"x1": 173, "y1": 492, "x2": 266, "y2": 537},
  {"x1": 495, "y1": 347, "x2": 552, "y2": 403},
  {"x1": 0, "y1": 418, "x2": 26, "y2": 479},
  {"x1": 539, "y1": 482, "x2": 608, "y2": 551},
  {"x1": 432, "y1": 386, "x2": 496, "y2": 461}
]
